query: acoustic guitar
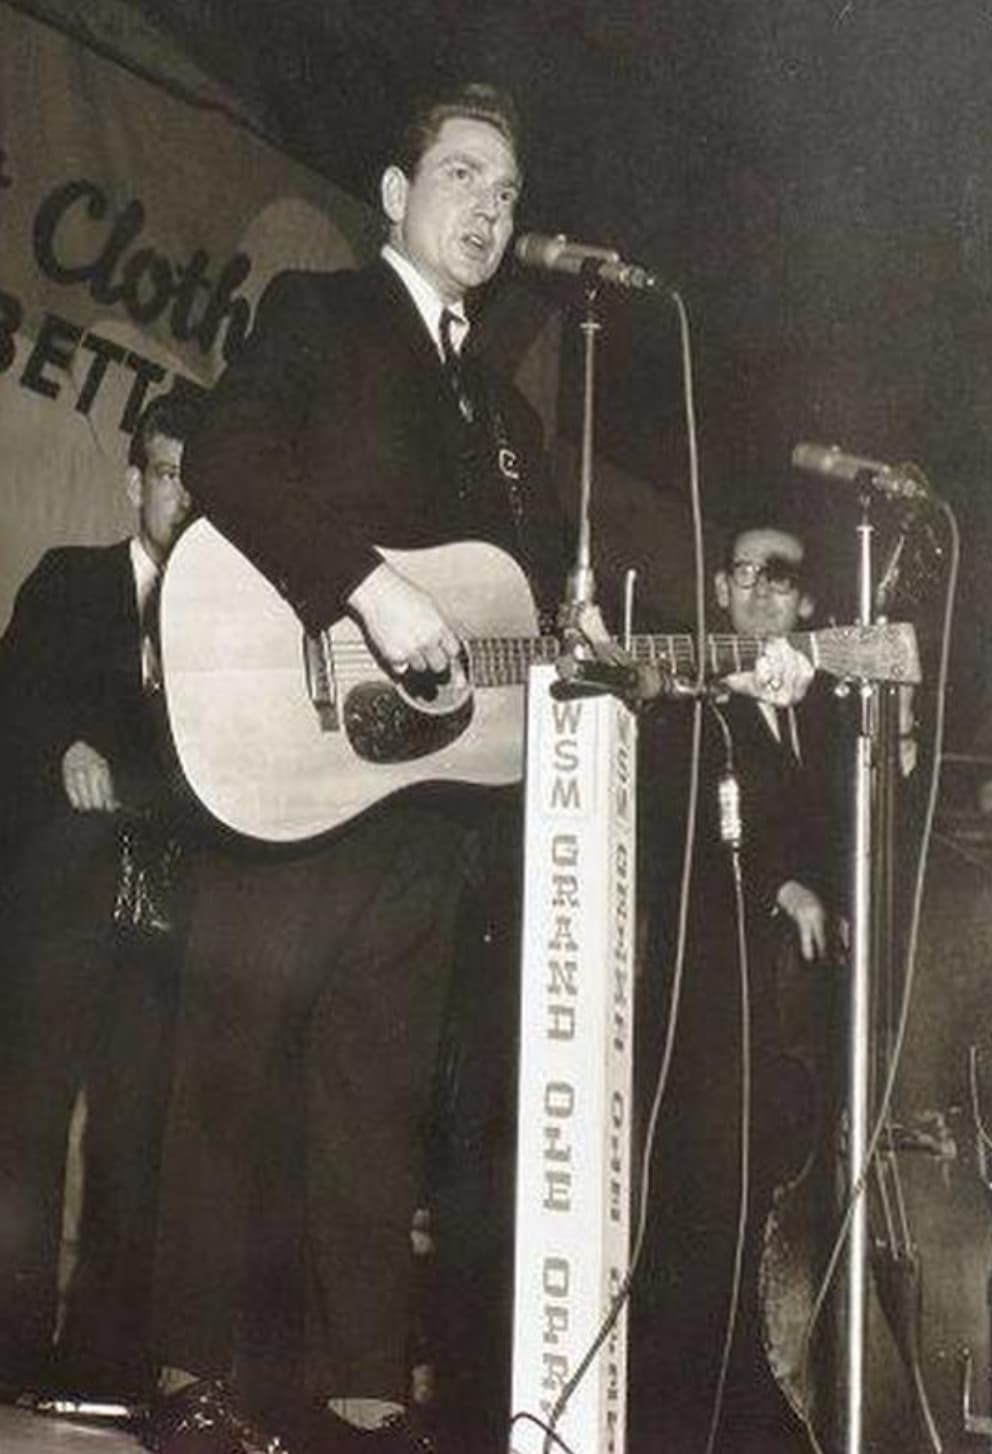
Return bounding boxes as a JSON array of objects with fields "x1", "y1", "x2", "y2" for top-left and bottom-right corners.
[{"x1": 160, "y1": 520, "x2": 921, "y2": 842}]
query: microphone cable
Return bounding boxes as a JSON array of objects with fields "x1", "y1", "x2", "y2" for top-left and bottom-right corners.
[{"x1": 701, "y1": 700, "x2": 753, "y2": 1454}]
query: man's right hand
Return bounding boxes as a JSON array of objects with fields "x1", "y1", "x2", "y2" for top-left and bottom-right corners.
[
  {"x1": 725, "y1": 637, "x2": 814, "y2": 709},
  {"x1": 347, "y1": 560, "x2": 464, "y2": 678},
  {"x1": 61, "y1": 740, "x2": 119, "y2": 813},
  {"x1": 775, "y1": 878, "x2": 827, "y2": 962}
]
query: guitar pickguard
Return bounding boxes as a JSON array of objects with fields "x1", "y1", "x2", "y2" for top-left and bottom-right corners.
[{"x1": 343, "y1": 679, "x2": 475, "y2": 763}]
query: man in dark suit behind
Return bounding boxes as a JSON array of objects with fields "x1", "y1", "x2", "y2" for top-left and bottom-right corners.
[
  {"x1": 141, "y1": 83, "x2": 566, "y2": 1454},
  {"x1": 632, "y1": 520, "x2": 849, "y2": 1454},
  {"x1": 0, "y1": 393, "x2": 197, "y2": 1400}
]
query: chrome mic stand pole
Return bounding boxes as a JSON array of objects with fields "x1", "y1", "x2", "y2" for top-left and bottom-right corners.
[
  {"x1": 845, "y1": 490, "x2": 876, "y2": 1454},
  {"x1": 565, "y1": 276, "x2": 603, "y2": 610}
]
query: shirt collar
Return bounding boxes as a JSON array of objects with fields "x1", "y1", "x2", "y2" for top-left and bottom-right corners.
[{"x1": 381, "y1": 244, "x2": 469, "y2": 358}]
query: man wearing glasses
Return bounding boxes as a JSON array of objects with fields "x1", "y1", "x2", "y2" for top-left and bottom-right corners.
[
  {"x1": 633, "y1": 518, "x2": 848, "y2": 1454},
  {"x1": 713, "y1": 521, "x2": 834, "y2": 961}
]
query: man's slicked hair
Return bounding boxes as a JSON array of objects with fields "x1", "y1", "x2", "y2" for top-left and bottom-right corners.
[
  {"x1": 391, "y1": 82, "x2": 523, "y2": 179},
  {"x1": 128, "y1": 391, "x2": 202, "y2": 470}
]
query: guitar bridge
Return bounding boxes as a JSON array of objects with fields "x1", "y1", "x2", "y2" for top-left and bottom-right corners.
[{"x1": 303, "y1": 631, "x2": 339, "y2": 732}]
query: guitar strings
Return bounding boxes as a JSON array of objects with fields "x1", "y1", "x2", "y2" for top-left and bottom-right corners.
[{"x1": 319, "y1": 629, "x2": 899, "y2": 686}]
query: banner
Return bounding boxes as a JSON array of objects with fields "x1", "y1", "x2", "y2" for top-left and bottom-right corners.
[{"x1": 0, "y1": 1, "x2": 378, "y2": 629}]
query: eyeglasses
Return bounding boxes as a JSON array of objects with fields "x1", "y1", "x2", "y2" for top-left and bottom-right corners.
[{"x1": 729, "y1": 558, "x2": 801, "y2": 594}]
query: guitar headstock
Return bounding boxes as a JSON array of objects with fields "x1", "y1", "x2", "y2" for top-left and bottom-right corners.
[{"x1": 813, "y1": 622, "x2": 921, "y2": 684}]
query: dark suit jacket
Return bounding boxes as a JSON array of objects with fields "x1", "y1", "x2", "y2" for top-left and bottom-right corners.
[
  {"x1": 639, "y1": 678, "x2": 849, "y2": 939},
  {"x1": 632, "y1": 682, "x2": 851, "y2": 1451},
  {"x1": 0, "y1": 539, "x2": 184, "y2": 1398},
  {"x1": 0, "y1": 540, "x2": 162, "y2": 840},
  {"x1": 709, "y1": 686, "x2": 848, "y2": 915},
  {"x1": 181, "y1": 259, "x2": 565, "y2": 635}
]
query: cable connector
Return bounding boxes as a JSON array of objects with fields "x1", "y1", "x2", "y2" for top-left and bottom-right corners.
[{"x1": 717, "y1": 770, "x2": 742, "y2": 849}]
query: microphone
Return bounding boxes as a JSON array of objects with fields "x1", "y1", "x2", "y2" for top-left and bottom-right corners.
[
  {"x1": 515, "y1": 232, "x2": 660, "y2": 292},
  {"x1": 551, "y1": 647, "x2": 670, "y2": 707},
  {"x1": 791, "y1": 442, "x2": 929, "y2": 502}
]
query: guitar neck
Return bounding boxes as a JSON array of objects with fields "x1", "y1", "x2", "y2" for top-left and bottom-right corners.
[
  {"x1": 465, "y1": 631, "x2": 814, "y2": 687},
  {"x1": 466, "y1": 634, "x2": 561, "y2": 686},
  {"x1": 629, "y1": 631, "x2": 814, "y2": 676}
]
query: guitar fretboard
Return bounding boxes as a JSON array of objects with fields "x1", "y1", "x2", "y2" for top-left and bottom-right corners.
[{"x1": 465, "y1": 632, "x2": 818, "y2": 688}]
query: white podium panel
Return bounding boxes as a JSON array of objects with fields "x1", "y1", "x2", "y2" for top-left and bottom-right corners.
[{"x1": 510, "y1": 665, "x2": 637, "y2": 1454}]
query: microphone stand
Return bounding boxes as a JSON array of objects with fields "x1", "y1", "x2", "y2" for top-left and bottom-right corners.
[
  {"x1": 844, "y1": 484, "x2": 877, "y2": 1454},
  {"x1": 552, "y1": 277, "x2": 677, "y2": 709},
  {"x1": 554, "y1": 275, "x2": 642, "y2": 702},
  {"x1": 565, "y1": 270, "x2": 603, "y2": 613}
]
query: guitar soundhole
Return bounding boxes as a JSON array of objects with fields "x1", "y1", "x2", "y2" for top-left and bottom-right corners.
[{"x1": 343, "y1": 681, "x2": 474, "y2": 764}]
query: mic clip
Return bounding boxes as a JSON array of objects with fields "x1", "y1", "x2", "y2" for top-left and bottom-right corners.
[
  {"x1": 552, "y1": 602, "x2": 657, "y2": 708},
  {"x1": 551, "y1": 650, "x2": 649, "y2": 706},
  {"x1": 552, "y1": 639, "x2": 695, "y2": 711}
]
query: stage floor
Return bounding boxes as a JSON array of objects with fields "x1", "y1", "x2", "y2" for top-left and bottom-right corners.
[{"x1": 0, "y1": 1404, "x2": 142, "y2": 1452}]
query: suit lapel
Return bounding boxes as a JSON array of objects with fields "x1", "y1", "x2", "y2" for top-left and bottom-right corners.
[
  {"x1": 104, "y1": 540, "x2": 143, "y2": 689},
  {"x1": 364, "y1": 259, "x2": 448, "y2": 379}
]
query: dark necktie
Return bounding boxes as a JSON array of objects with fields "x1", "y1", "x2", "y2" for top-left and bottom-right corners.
[
  {"x1": 439, "y1": 307, "x2": 476, "y2": 424},
  {"x1": 140, "y1": 569, "x2": 163, "y2": 694},
  {"x1": 783, "y1": 704, "x2": 801, "y2": 762},
  {"x1": 768, "y1": 703, "x2": 801, "y2": 762}
]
